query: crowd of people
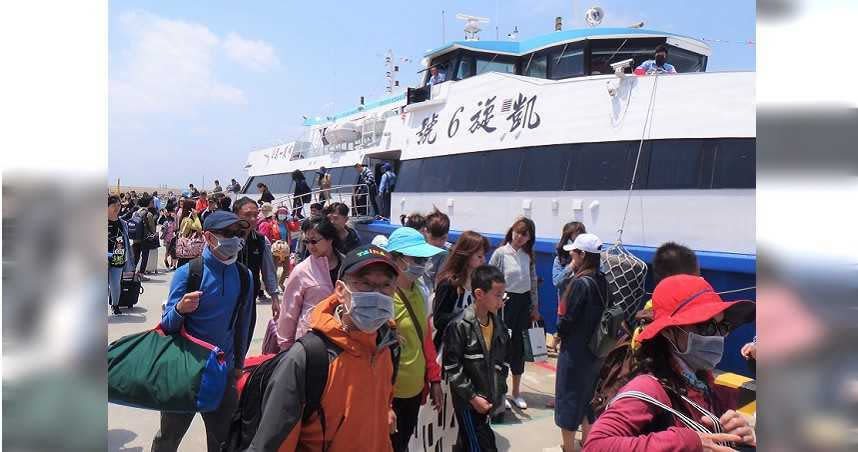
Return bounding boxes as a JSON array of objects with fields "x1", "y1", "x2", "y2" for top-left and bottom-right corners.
[{"x1": 108, "y1": 180, "x2": 757, "y2": 451}]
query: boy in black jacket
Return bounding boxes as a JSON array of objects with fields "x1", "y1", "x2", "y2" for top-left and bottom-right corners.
[{"x1": 442, "y1": 265, "x2": 510, "y2": 452}]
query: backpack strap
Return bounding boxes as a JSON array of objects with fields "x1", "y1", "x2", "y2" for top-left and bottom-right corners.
[
  {"x1": 187, "y1": 256, "x2": 204, "y2": 293},
  {"x1": 297, "y1": 331, "x2": 330, "y2": 423},
  {"x1": 582, "y1": 275, "x2": 607, "y2": 308},
  {"x1": 297, "y1": 330, "x2": 331, "y2": 452},
  {"x1": 396, "y1": 287, "x2": 425, "y2": 345}
]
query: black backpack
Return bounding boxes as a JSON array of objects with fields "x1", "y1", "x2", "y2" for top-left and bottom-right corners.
[{"x1": 222, "y1": 328, "x2": 400, "y2": 452}]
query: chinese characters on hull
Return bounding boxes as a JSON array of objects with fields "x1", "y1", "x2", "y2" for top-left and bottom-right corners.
[
  {"x1": 416, "y1": 113, "x2": 439, "y2": 145},
  {"x1": 417, "y1": 92, "x2": 542, "y2": 144}
]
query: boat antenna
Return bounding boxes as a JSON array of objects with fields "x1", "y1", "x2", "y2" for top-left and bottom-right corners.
[{"x1": 441, "y1": 10, "x2": 446, "y2": 44}]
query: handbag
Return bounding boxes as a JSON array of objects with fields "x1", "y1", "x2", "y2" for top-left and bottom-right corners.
[
  {"x1": 523, "y1": 321, "x2": 548, "y2": 362},
  {"x1": 176, "y1": 231, "x2": 205, "y2": 259},
  {"x1": 583, "y1": 276, "x2": 625, "y2": 359},
  {"x1": 260, "y1": 319, "x2": 281, "y2": 355}
]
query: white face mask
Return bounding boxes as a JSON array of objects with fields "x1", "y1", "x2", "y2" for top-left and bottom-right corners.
[
  {"x1": 668, "y1": 328, "x2": 725, "y2": 371},
  {"x1": 343, "y1": 284, "x2": 394, "y2": 333}
]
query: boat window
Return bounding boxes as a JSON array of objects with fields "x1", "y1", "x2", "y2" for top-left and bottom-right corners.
[
  {"x1": 566, "y1": 141, "x2": 635, "y2": 190},
  {"x1": 396, "y1": 159, "x2": 423, "y2": 192},
  {"x1": 712, "y1": 139, "x2": 755, "y2": 188},
  {"x1": 448, "y1": 152, "x2": 484, "y2": 192},
  {"x1": 249, "y1": 173, "x2": 291, "y2": 195},
  {"x1": 393, "y1": 138, "x2": 754, "y2": 193},
  {"x1": 456, "y1": 55, "x2": 475, "y2": 80},
  {"x1": 475, "y1": 55, "x2": 516, "y2": 75},
  {"x1": 589, "y1": 39, "x2": 666, "y2": 75},
  {"x1": 523, "y1": 53, "x2": 548, "y2": 78},
  {"x1": 480, "y1": 148, "x2": 523, "y2": 191},
  {"x1": 665, "y1": 45, "x2": 707, "y2": 73},
  {"x1": 241, "y1": 177, "x2": 254, "y2": 194},
  {"x1": 548, "y1": 44, "x2": 585, "y2": 79},
  {"x1": 340, "y1": 167, "x2": 359, "y2": 187},
  {"x1": 419, "y1": 156, "x2": 452, "y2": 192},
  {"x1": 518, "y1": 145, "x2": 571, "y2": 191},
  {"x1": 646, "y1": 140, "x2": 706, "y2": 189}
]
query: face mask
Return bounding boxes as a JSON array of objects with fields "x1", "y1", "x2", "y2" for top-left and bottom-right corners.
[
  {"x1": 277, "y1": 214, "x2": 287, "y2": 221},
  {"x1": 211, "y1": 235, "x2": 244, "y2": 262},
  {"x1": 655, "y1": 54, "x2": 666, "y2": 66},
  {"x1": 669, "y1": 329, "x2": 725, "y2": 371},
  {"x1": 343, "y1": 285, "x2": 394, "y2": 333},
  {"x1": 405, "y1": 263, "x2": 426, "y2": 279}
]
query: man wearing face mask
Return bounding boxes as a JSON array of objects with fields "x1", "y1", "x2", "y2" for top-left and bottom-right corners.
[
  {"x1": 634, "y1": 44, "x2": 677, "y2": 75},
  {"x1": 382, "y1": 227, "x2": 445, "y2": 452},
  {"x1": 247, "y1": 245, "x2": 401, "y2": 452},
  {"x1": 153, "y1": 211, "x2": 255, "y2": 452},
  {"x1": 585, "y1": 274, "x2": 756, "y2": 452}
]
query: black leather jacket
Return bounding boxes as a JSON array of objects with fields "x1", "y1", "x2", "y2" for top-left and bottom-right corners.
[{"x1": 442, "y1": 305, "x2": 510, "y2": 410}]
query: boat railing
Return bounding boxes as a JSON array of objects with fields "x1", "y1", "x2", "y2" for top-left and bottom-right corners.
[{"x1": 267, "y1": 183, "x2": 376, "y2": 221}]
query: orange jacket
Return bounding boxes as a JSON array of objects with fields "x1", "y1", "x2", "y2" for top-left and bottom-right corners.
[{"x1": 250, "y1": 294, "x2": 396, "y2": 452}]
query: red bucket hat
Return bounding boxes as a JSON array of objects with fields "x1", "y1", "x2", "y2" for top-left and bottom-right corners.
[{"x1": 638, "y1": 274, "x2": 755, "y2": 342}]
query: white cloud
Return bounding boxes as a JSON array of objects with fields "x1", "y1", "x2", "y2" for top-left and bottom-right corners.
[
  {"x1": 110, "y1": 11, "x2": 246, "y2": 115},
  {"x1": 223, "y1": 32, "x2": 280, "y2": 71}
]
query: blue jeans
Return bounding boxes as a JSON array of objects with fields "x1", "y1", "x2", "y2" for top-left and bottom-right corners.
[{"x1": 108, "y1": 266, "x2": 123, "y2": 307}]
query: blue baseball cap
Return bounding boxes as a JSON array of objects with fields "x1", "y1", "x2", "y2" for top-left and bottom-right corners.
[
  {"x1": 384, "y1": 227, "x2": 444, "y2": 258},
  {"x1": 203, "y1": 211, "x2": 249, "y2": 231}
]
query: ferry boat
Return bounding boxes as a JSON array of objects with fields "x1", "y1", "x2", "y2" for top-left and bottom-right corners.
[{"x1": 240, "y1": 19, "x2": 755, "y2": 375}]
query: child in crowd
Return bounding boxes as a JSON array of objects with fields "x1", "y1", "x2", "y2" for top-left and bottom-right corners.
[{"x1": 443, "y1": 265, "x2": 510, "y2": 452}]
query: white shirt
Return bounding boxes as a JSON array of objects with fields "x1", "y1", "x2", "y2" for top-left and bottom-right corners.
[{"x1": 491, "y1": 244, "x2": 532, "y2": 294}]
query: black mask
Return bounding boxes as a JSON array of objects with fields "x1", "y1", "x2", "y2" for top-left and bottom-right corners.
[{"x1": 655, "y1": 54, "x2": 666, "y2": 66}]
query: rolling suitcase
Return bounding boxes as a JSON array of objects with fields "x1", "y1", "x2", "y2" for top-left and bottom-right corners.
[{"x1": 118, "y1": 272, "x2": 144, "y2": 308}]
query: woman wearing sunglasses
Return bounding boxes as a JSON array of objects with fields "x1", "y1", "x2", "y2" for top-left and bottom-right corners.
[
  {"x1": 584, "y1": 274, "x2": 756, "y2": 452},
  {"x1": 275, "y1": 216, "x2": 345, "y2": 351}
]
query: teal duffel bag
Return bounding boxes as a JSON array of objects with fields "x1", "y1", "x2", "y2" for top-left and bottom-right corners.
[
  {"x1": 108, "y1": 257, "x2": 250, "y2": 412},
  {"x1": 108, "y1": 325, "x2": 230, "y2": 412}
]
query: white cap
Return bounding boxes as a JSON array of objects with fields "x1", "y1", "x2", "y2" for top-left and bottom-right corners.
[
  {"x1": 563, "y1": 233, "x2": 603, "y2": 254},
  {"x1": 371, "y1": 234, "x2": 389, "y2": 248}
]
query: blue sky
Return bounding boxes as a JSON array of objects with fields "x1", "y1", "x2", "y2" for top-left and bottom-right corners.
[{"x1": 108, "y1": 0, "x2": 755, "y2": 189}]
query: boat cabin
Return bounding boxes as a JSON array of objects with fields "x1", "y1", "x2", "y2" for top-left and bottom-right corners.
[{"x1": 420, "y1": 28, "x2": 709, "y2": 86}]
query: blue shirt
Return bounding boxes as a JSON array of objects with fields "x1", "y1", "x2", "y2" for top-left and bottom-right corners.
[
  {"x1": 428, "y1": 72, "x2": 446, "y2": 85},
  {"x1": 378, "y1": 170, "x2": 397, "y2": 194},
  {"x1": 161, "y1": 247, "x2": 254, "y2": 368},
  {"x1": 636, "y1": 60, "x2": 676, "y2": 74},
  {"x1": 153, "y1": 196, "x2": 162, "y2": 211}
]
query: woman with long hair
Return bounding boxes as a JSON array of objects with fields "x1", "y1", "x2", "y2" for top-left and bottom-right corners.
[
  {"x1": 292, "y1": 169, "x2": 311, "y2": 218},
  {"x1": 431, "y1": 230, "x2": 491, "y2": 349},
  {"x1": 553, "y1": 221, "x2": 587, "y2": 292},
  {"x1": 554, "y1": 233, "x2": 607, "y2": 451},
  {"x1": 488, "y1": 216, "x2": 539, "y2": 410},
  {"x1": 584, "y1": 274, "x2": 756, "y2": 451},
  {"x1": 549, "y1": 221, "x2": 587, "y2": 354}
]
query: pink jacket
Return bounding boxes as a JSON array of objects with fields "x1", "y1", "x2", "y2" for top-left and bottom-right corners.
[
  {"x1": 584, "y1": 374, "x2": 739, "y2": 452},
  {"x1": 276, "y1": 254, "x2": 336, "y2": 350}
]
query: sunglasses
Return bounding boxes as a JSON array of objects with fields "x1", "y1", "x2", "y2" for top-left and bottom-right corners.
[
  {"x1": 302, "y1": 238, "x2": 326, "y2": 246},
  {"x1": 213, "y1": 228, "x2": 245, "y2": 238},
  {"x1": 685, "y1": 319, "x2": 733, "y2": 337}
]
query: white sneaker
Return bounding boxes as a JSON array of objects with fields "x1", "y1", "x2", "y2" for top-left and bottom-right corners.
[
  {"x1": 505, "y1": 399, "x2": 511, "y2": 410},
  {"x1": 510, "y1": 396, "x2": 528, "y2": 410}
]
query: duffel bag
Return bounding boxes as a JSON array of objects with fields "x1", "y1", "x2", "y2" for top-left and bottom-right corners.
[{"x1": 108, "y1": 325, "x2": 229, "y2": 412}]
